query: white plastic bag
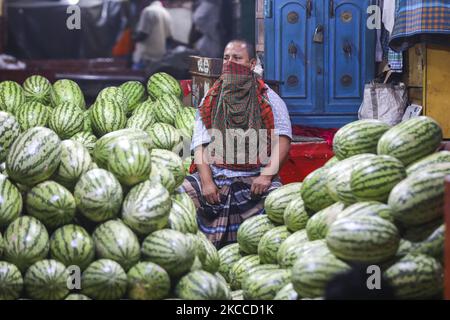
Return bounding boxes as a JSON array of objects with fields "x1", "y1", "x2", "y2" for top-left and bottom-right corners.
[{"x1": 358, "y1": 82, "x2": 408, "y2": 126}]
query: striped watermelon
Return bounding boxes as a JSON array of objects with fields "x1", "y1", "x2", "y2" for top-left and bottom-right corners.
[
  {"x1": 93, "y1": 128, "x2": 152, "y2": 168},
  {"x1": 74, "y1": 169, "x2": 123, "y2": 223},
  {"x1": 323, "y1": 156, "x2": 340, "y2": 169},
  {"x1": 277, "y1": 230, "x2": 308, "y2": 268},
  {"x1": 107, "y1": 139, "x2": 152, "y2": 187},
  {"x1": 6, "y1": 127, "x2": 61, "y2": 187},
  {"x1": 0, "y1": 174, "x2": 22, "y2": 227},
  {"x1": 70, "y1": 131, "x2": 97, "y2": 154},
  {"x1": 83, "y1": 110, "x2": 92, "y2": 133},
  {"x1": 384, "y1": 254, "x2": 443, "y2": 299},
  {"x1": 403, "y1": 218, "x2": 443, "y2": 242},
  {"x1": 97, "y1": 86, "x2": 128, "y2": 113},
  {"x1": 306, "y1": 202, "x2": 346, "y2": 241},
  {"x1": 388, "y1": 171, "x2": 448, "y2": 226},
  {"x1": 120, "y1": 81, "x2": 146, "y2": 114},
  {"x1": 279, "y1": 239, "x2": 330, "y2": 269},
  {"x1": 65, "y1": 294, "x2": 91, "y2": 300},
  {"x1": 0, "y1": 111, "x2": 20, "y2": 162},
  {"x1": 142, "y1": 229, "x2": 196, "y2": 277},
  {"x1": 132, "y1": 99, "x2": 156, "y2": 116},
  {"x1": 283, "y1": 198, "x2": 310, "y2": 232},
  {"x1": 53, "y1": 140, "x2": 92, "y2": 190},
  {"x1": 169, "y1": 199, "x2": 198, "y2": 234},
  {"x1": 242, "y1": 268, "x2": 291, "y2": 300},
  {"x1": 24, "y1": 260, "x2": 69, "y2": 300},
  {"x1": 122, "y1": 181, "x2": 172, "y2": 236},
  {"x1": 50, "y1": 224, "x2": 95, "y2": 270},
  {"x1": 81, "y1": 259, "x2": 127, "y2": 300},
  {"x1": 51, "y1": 79, "x2": 85, "y2": 110},
  {"x1": 126, "y1": 107, "x2": 156, "y2": 132},
  {"x1": 258, "y1": 226, "x2": 291, "y2": 264},
  {"x1": 292, "y1": 254, "x2": 351, "y2": 298},
  {"x1": 23, "y1": 75, "x2": 52, "y2": 105},
  {"x1": 147, "y1": 72, "x2": 182, "y2": 100},
  {"x1": 337, "y1": 201, "x2": 394, "y2": 222},
  {"x1": 231, "y1": 290, "x2": 244, "y2": 300},
  {"x1": 0, "y1": 81, "x2": 25, "y2": 114},
  {"x1": 265, "y1": 183, "x2": 302, "y2": 224},
  {"x1": 153, "y1": 94, "x2": 183, "y2": 126},
  {"x1": 93, "y1": 220, "x2": 141, "y2": 271},
  {"x1": 302, "y1": 168, "x2": 337, "y2": 212},
  {"x1": 127, "y1": 262, "x2": 171, "y2": 300},
  {"x1": 175, "y1": 270, "x2": 231, "y2": 300},
  {"x1": 326, "y1": 154, "x2": 377, "y2": 203},
  {"x1": 406, "y1": 151, "x2": 450, "y2": 176},
  {"x1": 3, "y1": 216, "x2": 50, "y2": 272},
  {"x1": 333, "y1": 120, "x2": 391, "y2": 160},
  {"x1": 48, "y1": 102, "x2": 84, "y2": 139},
  {"x1": 147, "y1": 123, "x2": 181, "y2": 151},
  {"x1": 0, "y1": 262, "x2": 23, "y2": 300},
  {"x1": 90, "y1": 98, "x2": 127, "y2": 137},
  {"x1": 150, "y1": 149, "x2": 186, "y2": 187},
  {"x1": 174, "y1": 107, "x2": 196, "y2": 138},
  {"x1": 217, "y1": 243, "x2": 242, "y2": 283},
  {"x1": 195, "y1": 233, "x2": 220, "y2": 273},
  {"x1": 0, "y1": 231, "x2": 2, "y2": 258},
  {"x1": 150, "y1": 164, "x2": 177, "y2": 194},
  {"x1": 410, "y1": 224, "x2": 445, "y2": 259},
  {"x1": 350, "y1": 155, "x2": 406, "y2": 202},
  {"x1": 378, "y1": 116, "x2": 443, "y2": 166},
  {"x1": 229, "y1": 255, "x2": 260, "y2": 290},
  {"x1": 26, "y1": 181, "x2": 76, "y2": 229},
  {"x1": 274, "y1": 283, "x2": 299, "y2": 300},
  {"x1": 237, "y1": 214, "x2": 275, "y2": 254},
  {"x1": 327, "y1": 216, "x2": 400, "y2": 264},
  {"x1": 15, "y1": 101, "x2": 50, "y2": 131}
]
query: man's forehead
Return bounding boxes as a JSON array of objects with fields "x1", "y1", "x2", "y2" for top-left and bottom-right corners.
[{"x1": 225, "y1": 42, "x2": 248, "y2": 52}]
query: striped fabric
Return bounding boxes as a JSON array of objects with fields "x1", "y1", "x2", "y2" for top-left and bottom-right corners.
[
  {"x1": 181, "y1": 173, "x2": 282, "y2": 249},
  {"x1": 390, "y1": 0, "x2": 450, "y2": 51}
]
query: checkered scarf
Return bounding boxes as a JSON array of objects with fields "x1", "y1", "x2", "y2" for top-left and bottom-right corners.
[{"x1": 199, "y1": 61, "x2": 275, "y2": 170}]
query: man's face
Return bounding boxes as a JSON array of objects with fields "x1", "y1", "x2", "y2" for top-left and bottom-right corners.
[{"x1": 223, "y1": 42, "x2": 256, "y2": 70}]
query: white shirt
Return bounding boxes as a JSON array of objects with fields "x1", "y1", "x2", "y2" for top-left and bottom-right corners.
[{"x1": 133, "y1": 1, "x2": 173, "y2": 63}]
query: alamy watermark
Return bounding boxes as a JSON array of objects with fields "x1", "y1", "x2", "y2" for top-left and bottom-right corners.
[
  {"x1": 366, "y1": 265, "x2": 382, "y2": 290},
  {"x1": 66, "y1": 1, "x2": 81, "y2": 30}
]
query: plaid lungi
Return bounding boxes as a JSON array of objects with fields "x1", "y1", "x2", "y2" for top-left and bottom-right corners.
[
  {"x1": 181, "y1": 173, "x2": 283, "y2": 249},
  {"x1": 390, "y1": 0, "x2": 450, "y2": 52}
]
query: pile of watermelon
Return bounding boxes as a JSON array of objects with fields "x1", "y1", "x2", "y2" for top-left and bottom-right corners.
[
  {"x1": 0, "y1": 73, "x2": 230, "y2": 300},
  {"x1": 219, "y1": 117, "x2": 447, "y2": 300}
]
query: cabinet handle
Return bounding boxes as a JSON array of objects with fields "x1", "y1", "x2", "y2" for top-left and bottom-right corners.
[
  {"x1": 307, "y1": 0, "x2": 312, "y2": 18},
  {"x1": 330, "y1": 0, "x2": 334, "y2": 18}
]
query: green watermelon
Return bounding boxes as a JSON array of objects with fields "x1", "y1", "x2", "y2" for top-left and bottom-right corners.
[
  {"x1": 277, "y1": 229, "x2": 309, "y2": 268},
  {"x1": 237, "y1": 214, "x2": 275, "y2": 254},
  {"x1": 333, "y1": 120, "x2": 390, "y2": 160},
  {"x1": 132, "y1": 99, "x2": 156, "y2": 116},
  {"x1": 0, "y1": 81, "x2": 25, "y2": 114},
  {"x1": 93, "y1": 220, "x2": 141, "y2": 271},
  {"x1": 274, "y1": 283, "x2": 299, "y2": 300},
  {"x1": 51, "y1": 79, "x2": 85, "y2": 110},
  {"x1": 174, "y1": 107, "x2": 196, "y2": 138},
  {"x1": 0, "y1": 111, "x2": 20, "y2": 162},
  {"x1": 242, "y1": 268, "x2": 291, "y2": 300},
  {"x1": 50, "y1": 224, "x2": 95, "y2": 270},
  {"x1": 107, "y1": 139, "x2": 152, "y2": 187},
  {"x1": 337, "y1": 201, "x2": 394, "y2": 222},
  {"x1": 120, "y1": 81, "x2": 146, "y2": 114},
  {"x1": 15, "y1": 101, "x2": 50, "y2": 131},
  {"x1": 147, "y1": 123, "x2": 181, "y2": 151},
  {"x1": 83, "y1": 110, "x2": 92, "y2": 133},
  {"x1": 150, "y1": 149, "x2": 186, "y2": 188},
  {"x1": 142, "y1": 229, "x2": 196, "y2": 278},
  {"x1": 24, "y1": 260, "x2": 69, "y2": 300},
  {"x1": 327, "y1": 216, "x2": 400, "y2": 264},
  {"x1": 97, "y1": 86, "x2": 128, "y2": 113},
  {"x1": 6, "y1": 127, "x2": 61, "y2": 187},
  {"x1": 195, "y1": 232, "x2": 220, "y2": 273},
  {"x1": 81, "y1": 259, "x2": 127, "y2": 300},
  {"x1": 283, "y1": 197, "x2": 310, "y2": 232},
  {"x1": 74, "y1": 169, "x2": 123, "y2": 223},
  {"x1": 403, "y1": 218, "x2": 443, "y2": 242},
  {"x1": 175, "y1": 270, "x2": 231, "y2": 300},
  {"x1": 70, "y1": 131, "x2": 97, "y2": 154},
  {"x1": 323, "y1": 156, "x2": 340, "y2": 169},
  {"x1": 258, "y1": 226, "x2": 291, "y2": 264},
  {"x1": 301, "y1": 168, "x2": 336, "y2": 212},
  {"x1": 90, "y1": 98, "x2": 127, "y2": 137},
  {"x1": 168, "y1": 199, "x2": 198, "y2": 234},
  {"x1": 279, "y1": 239, "x2": 330, "y2": 269},
  {"x1": 0, "y1": 261, "x2": 23, "y2": 300},
  {"x1": 0, "y1": 174, "x2": 22, "y2": 227},
  {"x1": 153, "y1": 95, "x2": 183, "y2": 126},
  {"x1": 217, "y1": 243, "x2": 242, "y2": 283},
  {"x1": 378, "y1": 116, "x2": 442, "y2": 166},
  {"x1": 23, "y1": 75, "x2": 52, "y2": 105},
  {"x1": 265, "y1": 183, "x2": 302, "y2": 224},
  {"x1": 406, "y1": 151, "x2": 450, "y2": 176},
  {"x1": 3, "y1": 216, "x2": 49, "y2": 272},
  {"x1": 126, "y1": 107, "x2": 156, "y2": 132},
  {"x1": 127, "y1": 262, "x2": 171, "y2": 300},
  {"x1": 48, "y1": 102, "x2": 84, "y2": 139},
  {"x1": 229, "y1": 255, "x2": 260, "y2": 290},
  {"x1": 26, "y1": 181, "x2": 76, "y2": 229},
  {"x1": 306, "y1": 202, "x2": 346, "y2": 241},
  {"x1": 150, "y1": 164, "x2": 177, "y2": 194},
  {"x1": 147, "y1": 73, "x2": 182, "y2": 100},
  {"x1": 122, "y1": 181, "x2": 172, "y2": 236}
]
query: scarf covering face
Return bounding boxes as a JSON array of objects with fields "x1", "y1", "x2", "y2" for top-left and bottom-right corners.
[{"x1": 200, "y1": 61, "x2": 275, "y2": 170}]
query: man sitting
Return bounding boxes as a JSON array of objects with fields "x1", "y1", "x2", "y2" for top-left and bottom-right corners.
[{"x1": 181, "y1": 40, "x2": 292, "y2": 248}]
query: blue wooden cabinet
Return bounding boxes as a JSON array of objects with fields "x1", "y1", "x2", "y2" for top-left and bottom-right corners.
[{"x1": 264, "y1": 0, "x2": 376, "y2": 128}]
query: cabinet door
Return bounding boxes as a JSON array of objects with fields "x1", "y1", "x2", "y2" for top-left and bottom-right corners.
[
  {"x1": 265, "y1": 0, "x2": 321, "y2": 114},
  {"x1": 325, "y1": 0, "x2": 375, "y2": 115}
]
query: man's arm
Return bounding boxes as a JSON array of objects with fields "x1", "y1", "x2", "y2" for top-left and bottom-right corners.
[{"x1": 194, "y1": 145, "x2": 220, "y2": 204}]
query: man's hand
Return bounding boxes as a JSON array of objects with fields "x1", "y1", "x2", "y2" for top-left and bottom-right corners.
[
  {"x1": 251, "y1": 175, "x2": 273, "y2": 197},
  {"x1": 202, "y1": 181, "x2": 221, "y2": 205}
]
